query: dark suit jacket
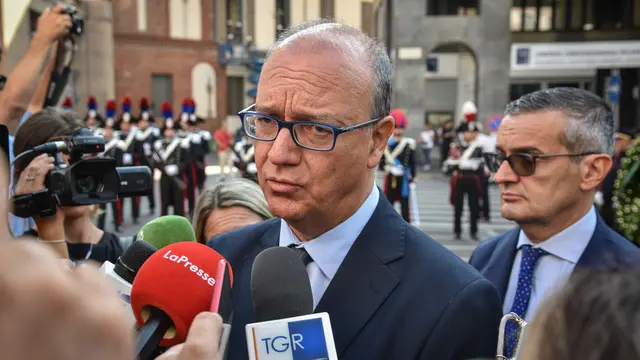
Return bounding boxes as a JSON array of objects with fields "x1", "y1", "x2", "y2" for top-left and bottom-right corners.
[
  {"x1": 469, "y1": 213, "x2": 640, "y2": 303},
  {"x1": 208, "y1": 188, "x2": 502, "y2": 360}
]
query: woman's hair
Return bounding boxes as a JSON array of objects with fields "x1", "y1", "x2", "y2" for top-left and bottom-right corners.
[
  {"x1": 192, "y1": 177, "x2": 272, "y2": 243},
  {"x1": 13, "y1": 107, "x2": 82, "y2": 181},
  {"x1": 522, "y1": 268, "x2": 640, "y2": 360}
]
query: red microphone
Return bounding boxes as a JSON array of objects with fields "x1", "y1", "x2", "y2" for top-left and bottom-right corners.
[{"x1": 130, "y1": 242, "x2": 233, "y2": 360}]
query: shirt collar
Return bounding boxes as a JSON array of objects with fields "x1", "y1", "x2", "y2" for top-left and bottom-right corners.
[
  {"x1": 517, "y1": 206, "x2": 597, "y2": 263},
  {"x1": 279, "y1": 183, "x2": 379, "y2": 280}
]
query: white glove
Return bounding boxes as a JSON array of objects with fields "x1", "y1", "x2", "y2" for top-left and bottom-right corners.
[
  {"x1": 123, "y1": 153, "x2": 133, "y2": 165},
  {"x1": 389, "y1": 165, "x2": 404, "y2": 177},
  {"x1": 165, "y1": 164, "x2": 179, "y2": 176},
  {"x1": 409, "y1": 182, "x2": 417, "y2": 190},
  {"x1": 594, "y1": 191, "x2": 604, "y2": 207},
  {"x1": 247, "y1": 163, "x2": 257, "y2": 174}
]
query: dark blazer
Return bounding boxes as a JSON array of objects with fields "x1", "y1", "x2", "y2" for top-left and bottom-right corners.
[
  {"x1": 208, "y1": 188, "x2": 502, "y2": 360},
  {"x1": 469, "y1": 213, "x2": 640, "y2": 303}
]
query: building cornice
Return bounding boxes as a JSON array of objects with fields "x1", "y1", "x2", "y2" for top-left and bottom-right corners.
[{"x1": 114, "y1": 32, "x2": 220, "y2": 53}]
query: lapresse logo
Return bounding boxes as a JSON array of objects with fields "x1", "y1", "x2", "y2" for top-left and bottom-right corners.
[{"x1": 252, "y1": 318, "x2": 329, "y2": 360}]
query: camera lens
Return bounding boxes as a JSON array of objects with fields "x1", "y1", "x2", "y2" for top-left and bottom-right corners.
[{"x1": 76, "y1": 175, "x2": 103, "y2": 193}]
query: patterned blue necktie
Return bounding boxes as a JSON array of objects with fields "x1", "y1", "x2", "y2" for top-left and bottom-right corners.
[{"x1": 505, "y1": 245, "x2": 548, "y2": 358}]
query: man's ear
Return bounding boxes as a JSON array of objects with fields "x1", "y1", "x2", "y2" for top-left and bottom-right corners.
[
  {"x1": 580, "y1": 154, "x2": 612, "y2": 192},
  {"x1": 367, "y1": 116, "x2": 394, "y2": 169}
]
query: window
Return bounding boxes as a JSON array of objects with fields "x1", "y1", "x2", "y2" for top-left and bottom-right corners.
[
  {"x1": 512, "y1": 0, "x2": 640, "y2": 32},
  {"x1": 320, "y1": 0, "x2": 335, "y2": 19},
  {"x1": 226, "y1": 0, "x2": 243, "y2": 44},
  {"x1": 427, "y1": 0, "x2": 480, "y2": 16},
  {"x1": 169, "y1": 0, "x2": 202, "y2": 40},
  {"x1": 227, "y1": 77, "x2": 245, "y2": 116},
  {"x1": 510, "y1": 83, "x2": 542, "y2": 101},
  {"x1": 275, "y1": 0, "x2": 290, "y2": 37},
  {"x1": 152, "y1": 74, "x2": 173, "y2": 118}
]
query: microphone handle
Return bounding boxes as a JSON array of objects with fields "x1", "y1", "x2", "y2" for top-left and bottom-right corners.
[{"x1": 135, "y1": 307, "x2": 173, "y2": 360}]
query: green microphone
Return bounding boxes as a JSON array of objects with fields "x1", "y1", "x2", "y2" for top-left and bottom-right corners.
[{"x1": 135, "y1": 216, "x2": 196, "y2": 249}]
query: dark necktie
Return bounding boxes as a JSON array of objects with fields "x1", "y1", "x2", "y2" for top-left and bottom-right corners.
[
  {"x1": 287, "y1": 244, "x2": 314, "y2": 266},
  {"x1": 505, "y1": 245, "x2": 548, "y2": 357}
]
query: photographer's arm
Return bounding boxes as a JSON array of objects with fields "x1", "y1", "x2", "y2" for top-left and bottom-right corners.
[
  {"x1": 0, "y1": 6, "x2": 71, "y2": 133},
  {"x1": 27, "y1": 42, "x2": 57, "y2": 114}
]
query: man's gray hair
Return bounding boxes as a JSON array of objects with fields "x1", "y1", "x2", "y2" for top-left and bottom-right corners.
[
  {"x1": 192, "y1": 177, "x2": 272, "y2": 243},
  {"x1": 505, "y1": 87, "x2": 614, "y2": 155},
  {"x1": 267, "y1": 19, "x2": 392, "y2": 120}
]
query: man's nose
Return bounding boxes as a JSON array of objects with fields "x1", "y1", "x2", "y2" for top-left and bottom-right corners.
[
  {"x1": 267, "y1": 127, "x2": 301, "y2": 166},
  {"x1": 493, "y1": 159, "x2": 519, "y2": 184}
]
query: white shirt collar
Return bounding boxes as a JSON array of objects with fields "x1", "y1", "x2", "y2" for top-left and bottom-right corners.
[
  {"x1": 279, "y1": 183, "x2": 379, "y2": 280},
  {"x1": 517, "y1": 206, "x2": 597, "y2": 263}
]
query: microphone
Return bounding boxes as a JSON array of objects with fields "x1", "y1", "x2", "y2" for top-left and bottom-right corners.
[
  {"x1": 130, "y1": 242, "x2": 233, "y2": 360},
  {"x1": 246, "y1": 247, "x2": 338, "y2": 360},
  {"x1": 134, "y1": 215, "x2": 196, "y2": 249},
  {"x1": 99, "y1": 240, "x2": 157, "y2": 323}
]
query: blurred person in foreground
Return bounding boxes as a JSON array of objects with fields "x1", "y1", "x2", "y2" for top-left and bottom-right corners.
[
  {"x1": 193, "y1": 177, "x2": 272, "y2": 244},
  {"x1": 0, "y1": 150, "x2": 224, "y2": 360},
  {"x1": 210, "y1": 20, "x2": 501, "y2": 360},
  {"x1": 469, "y1": 87, "x2": 640, "y2": 358},
  {"x1": 12, "y1": 108, "x2": 125, "y2": 262},
  {"x1": 522, "y1": 269, "x2": 640, "y2": 360}
]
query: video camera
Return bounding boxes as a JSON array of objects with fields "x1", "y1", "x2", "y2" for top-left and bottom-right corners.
[
  {"x1": 59, "y1": 2, "x2": 84, "y2": 36},
  {"x1": 12, "y1": 128, "x2": 152, "y2": 218}
]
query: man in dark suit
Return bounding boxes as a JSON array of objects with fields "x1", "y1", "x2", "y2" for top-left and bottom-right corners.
[
  {"x1": 470, "y1": 87, "x2": 640, "y2": 359},
  {"x1": 209, "y1": 20, "x2": 502, "y2": 360}
]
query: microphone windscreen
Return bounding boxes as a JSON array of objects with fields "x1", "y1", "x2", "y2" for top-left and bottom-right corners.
[
  {"x1": 251, "y1": 247, "x2": 313, "y2": 322},
  {"x1": 114, "y1": 240, "x2": 157, "y2": 284},
  {"x1": 130, "y1": 242, "x2": 233, "y2": 347},
  {"x1": 136, "y1": 216, "x2": 196, "y2": 249}
]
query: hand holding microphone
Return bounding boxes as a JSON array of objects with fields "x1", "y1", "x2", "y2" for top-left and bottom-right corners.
[{"x1": 157, "y1": 312, "x2": 224, "y2": 360}]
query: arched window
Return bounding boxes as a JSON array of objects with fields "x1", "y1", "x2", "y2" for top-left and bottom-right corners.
[{"x1": 191, "y1": 63, "x2": 217, "y2": 119}]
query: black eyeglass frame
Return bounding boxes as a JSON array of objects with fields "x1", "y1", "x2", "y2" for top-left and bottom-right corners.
[
  {"x1": 483, "y1": 151, "x2": 599, "y2": 177},
  {"x1": 237, "y1": 104, "x2": 384, "y2": 151}
]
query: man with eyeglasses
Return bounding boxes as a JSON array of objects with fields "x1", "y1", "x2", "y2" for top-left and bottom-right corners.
[
  {"x1": 208, "y1": 19, "x2": 502, "y2": 360},
  {"x1": 469, "y1": 87, "x2": 640, "y2": 359}
]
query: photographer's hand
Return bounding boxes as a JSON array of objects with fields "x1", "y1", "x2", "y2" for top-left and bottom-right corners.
[
  {"x1": 14, "y1": 154, "x2": 67, "y2": 257},
  {"x1": 33, "y1": 5, "x2": 73, "y2": 45}
]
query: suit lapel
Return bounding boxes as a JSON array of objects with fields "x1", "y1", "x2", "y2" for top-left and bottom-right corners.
[
  {"x1": 482, "y1": 228, "x2": 519, "y2": 302},
  {"x1": 315, "y1": 188, "x2": 402, "y2": 357},
  {"x1": 234, "y1": 221, "x2": 280, "y2": 328}
]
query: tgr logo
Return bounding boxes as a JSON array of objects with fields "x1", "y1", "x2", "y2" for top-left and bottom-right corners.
[{"x1": 255, "y1": 318, "x2": 329, "y2": 360}]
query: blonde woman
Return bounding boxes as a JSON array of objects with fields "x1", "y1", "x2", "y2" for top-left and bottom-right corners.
[{"x1": 192, "y1": 177, "x2": 272, "y2": 244}]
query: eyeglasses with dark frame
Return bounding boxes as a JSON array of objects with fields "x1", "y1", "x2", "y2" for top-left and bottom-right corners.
[
  {"x1": 237, "y1": 104, "x2": 384, "y2": 151},
  {"x1": 483, "y1": 151, "x2": 599, "y2": 177}
]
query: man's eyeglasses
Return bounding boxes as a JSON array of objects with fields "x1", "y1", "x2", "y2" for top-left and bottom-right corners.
[
  {"x1": 483, "y1": 152, "x2": 598, "y2": 177},
  {"x1": 237, "y1": 104, "x2": 383, "y2": 151}
]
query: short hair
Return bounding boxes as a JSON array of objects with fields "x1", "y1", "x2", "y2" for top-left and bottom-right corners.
[
  {"x1": 13, "y1": 107, "x2": 83, "y2": 182},
  {"x1": 523, "y1": 268, "x2": 640, "y2": 360},
  {"x1": 505, "y1": 87, "x2": 614, "y2": 155},
  {"x1": 192, "y1": 177, "x2": 272, "y2": 243},
  {"x1": 267, "y1": 19, "x2": 392, "y2": 120}
]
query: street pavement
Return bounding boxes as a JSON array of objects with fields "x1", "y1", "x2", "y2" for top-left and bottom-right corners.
[{"x1": 104, "y1": 160, "x2": 513, "y2": 262}]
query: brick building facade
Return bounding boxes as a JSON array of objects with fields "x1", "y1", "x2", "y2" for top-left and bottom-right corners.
[{"x1": 112, "y1": 0, "x2": 225, "y2": 132}]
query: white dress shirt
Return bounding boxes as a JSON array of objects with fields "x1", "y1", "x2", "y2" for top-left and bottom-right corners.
[
  {"x1": 279, "y1": 183, "x2": 379, "y2": 309},
  {"x1": 502, "y1": 206, "x2": 597, "y2": 320}
]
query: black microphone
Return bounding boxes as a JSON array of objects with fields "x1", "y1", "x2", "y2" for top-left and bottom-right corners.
[{"x1": 246, "y1": 247, "x2": 338, "y2": 359}]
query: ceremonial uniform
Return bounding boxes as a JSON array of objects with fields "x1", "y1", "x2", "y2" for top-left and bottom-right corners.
[
  {"x1": 195, "y1": 116, "x2": 211, "y2": 190},
  {"x1": 380, "y1": 109, "x2": 416, "y2": 223},
  {"x1": 179, "y1": 99, "x2": 200, "y2": 217},
  {"x1": 117, "y1": 97, "x2": 140, "y2": 224},
  {"x1": 84, "y1": 96, "x2": 104, "y2": 134},
  {"x1": 97, "y1": 105, "x2": 122, "y2": 231},
  {"x1": 232, "y1": 136, "x2": 258, "y2": 183},
  {"x1": 155, "y1": 105, "x2": 189, "y2": 217},
  {"x1": 133, "y1": 97, "x2": 160, "y2": 214},
  {"x1": 446, "y1": 122, "x2": 494, "y2": 240}
]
